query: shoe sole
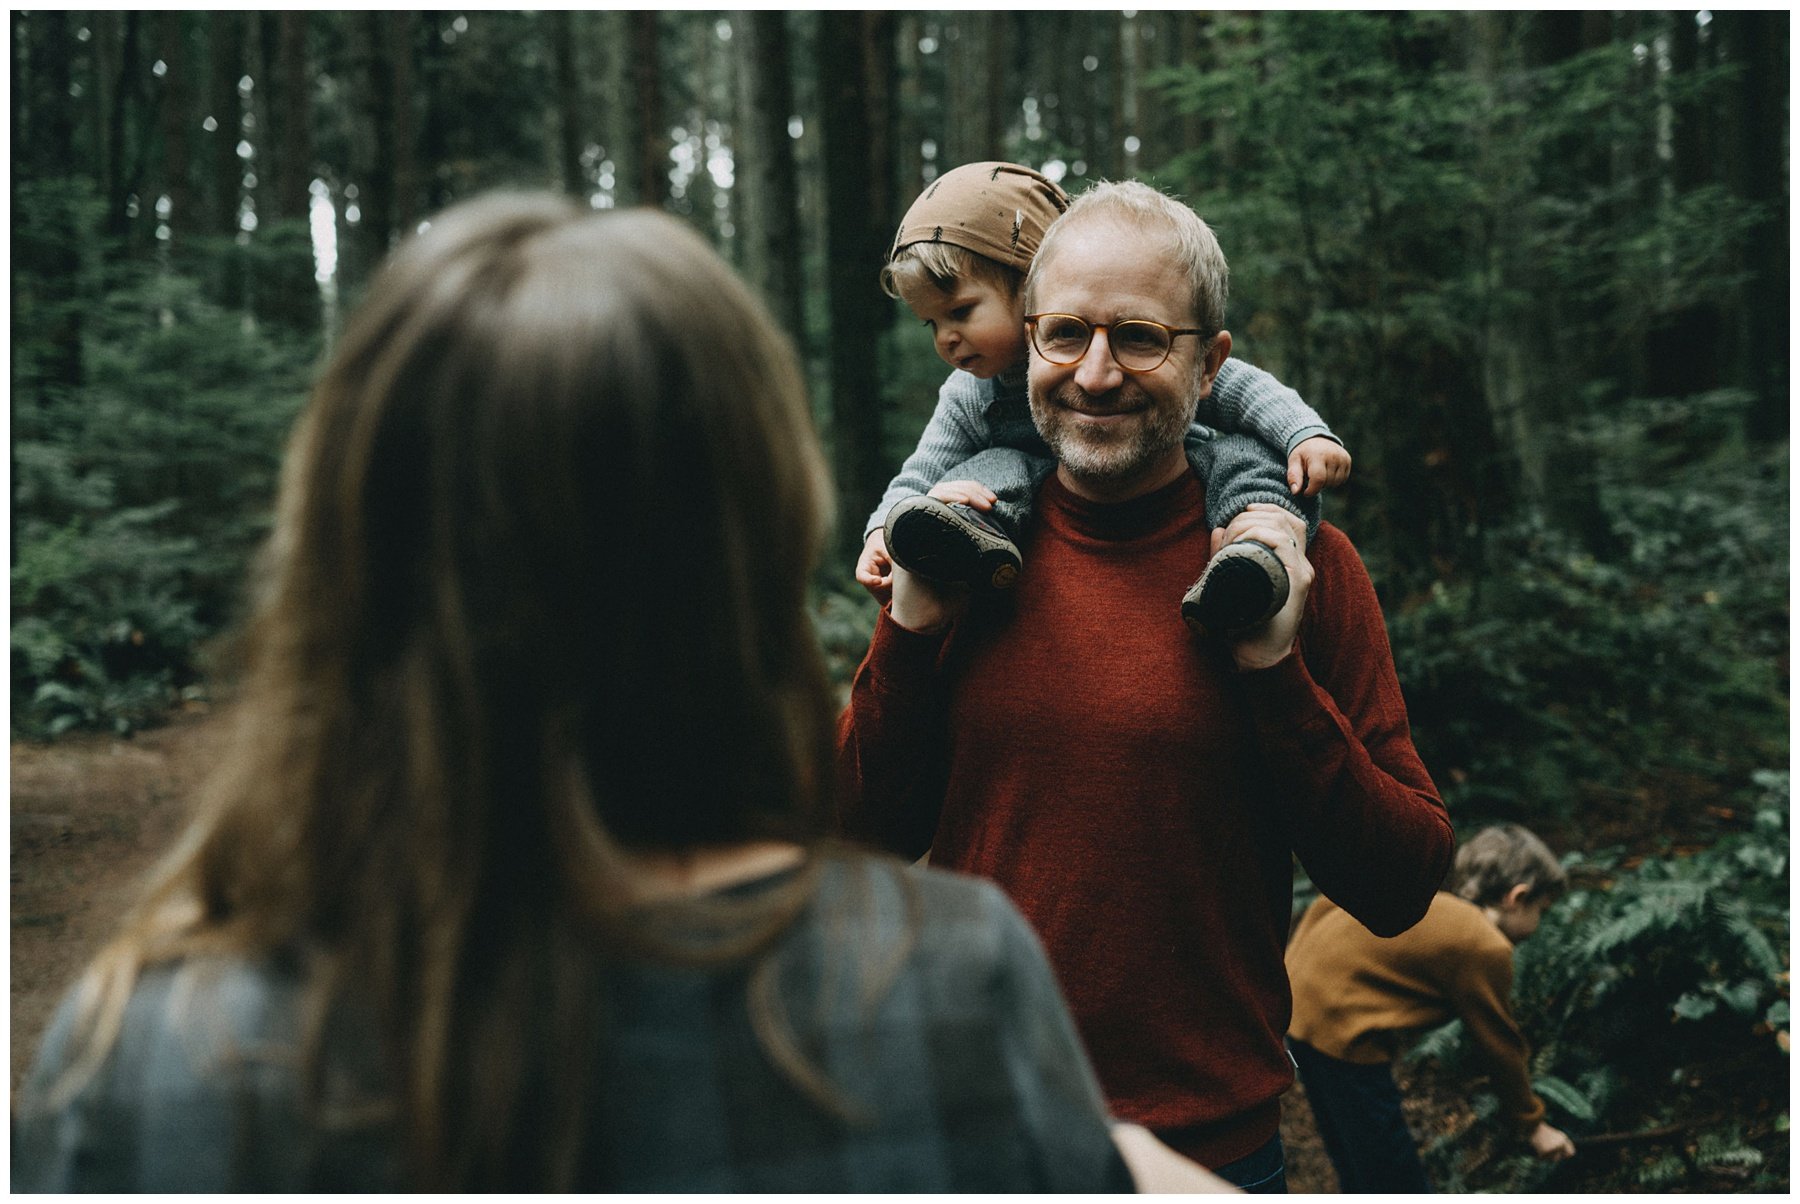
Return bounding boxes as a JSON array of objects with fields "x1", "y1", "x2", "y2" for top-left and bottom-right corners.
[
  {"x1": 1182, "y1": 539, "x2": 1290, "y2": 635},
  {"x1": 885, "y1": 496, "x2": 1022, "y2": 591}
]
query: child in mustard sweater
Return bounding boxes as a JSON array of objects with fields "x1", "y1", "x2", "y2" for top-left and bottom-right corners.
[{"x1": 1285, "y1": 823, "x2": 1577, "y2": 1192}]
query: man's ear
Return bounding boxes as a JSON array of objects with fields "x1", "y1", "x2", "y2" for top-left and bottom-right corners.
[
  {"x1": 1502, "y1": 883, "x2": 1532, "y2": 910},
  {"x1": 1196, "y1": 329, "x2": 1232, "y2": 397}
]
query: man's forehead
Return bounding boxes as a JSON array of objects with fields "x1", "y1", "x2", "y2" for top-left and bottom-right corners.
[{"x1": 1034, "y1": 219, "x2": 1187, "y2": 313}]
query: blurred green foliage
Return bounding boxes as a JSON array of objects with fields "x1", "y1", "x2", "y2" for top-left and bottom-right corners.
[
  {"x1": 1389, "y1": 390, "x2": 1788, "y2": 824},
  {"x1": 12, "y1": 187, "x2": 318, "y2": 736}
]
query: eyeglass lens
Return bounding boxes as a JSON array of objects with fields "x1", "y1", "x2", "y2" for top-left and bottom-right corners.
[{"x1": 1032, "y1": 316, "x2": 1174, "y2": 371}]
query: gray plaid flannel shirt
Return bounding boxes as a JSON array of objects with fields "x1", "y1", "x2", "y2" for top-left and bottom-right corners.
[{"x1": 14, "y1": 856, "x2": 1134, "y2": 1193}]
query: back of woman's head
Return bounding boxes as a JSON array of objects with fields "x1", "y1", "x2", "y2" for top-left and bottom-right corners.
[
  {"x1": 48, "y1": 195, "x2": 841, "y2": 1190},
  {"x1": 165, "y1": 193, "x2": 840, "y2": 991},
  {"x1": 269, "y1": 194, "x2": 831, "y2": 870}
]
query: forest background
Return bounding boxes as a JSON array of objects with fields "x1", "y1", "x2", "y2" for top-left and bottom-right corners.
[{"x1": 9, "y1": 9, "x2": 1789, "y2": 1192}]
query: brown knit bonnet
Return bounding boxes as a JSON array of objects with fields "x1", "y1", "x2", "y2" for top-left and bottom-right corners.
[{"x1": 889, "y1": 161, "x2": 1072, "y2": 272}]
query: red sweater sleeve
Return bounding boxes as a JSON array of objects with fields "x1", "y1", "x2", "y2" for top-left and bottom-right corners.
[
  {"x1": 1239, "y1": 525, "x2": 1454, "y2": 936},
  {"x1": 834, "y1": 608, "x2": 952, "y2": 859}
]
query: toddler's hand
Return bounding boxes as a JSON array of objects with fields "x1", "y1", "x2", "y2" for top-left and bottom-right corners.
[
  {"x1": 855, "y1": 529, "x2": 894, "y2": 603},
  {"x1": 926, "y1": 479, "x2": 998, "y2": 510},
  {"x1": 1528, "y1": 1121, "x2": 1575, "y2": 1162},
  {"x1": 1287, "y1": 436, "x2": 1352, "y2": 497}
]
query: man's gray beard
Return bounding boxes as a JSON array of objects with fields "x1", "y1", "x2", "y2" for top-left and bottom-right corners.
[{"x1": 1028, "y1": 380, "x2": 1196, "y2": 487}]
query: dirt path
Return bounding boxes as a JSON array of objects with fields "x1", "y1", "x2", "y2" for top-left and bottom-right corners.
[{"x1": 11, "y1": 709, "x2": 219, "y2": 1096}]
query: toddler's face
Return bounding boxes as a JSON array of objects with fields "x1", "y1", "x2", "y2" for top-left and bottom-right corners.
[{"x1": 902, "y1": 277, "x2": 1028, "y2": 380}]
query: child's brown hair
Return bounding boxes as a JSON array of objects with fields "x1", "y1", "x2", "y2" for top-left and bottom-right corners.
[
  {"x1": 879, "y1": 241, "x2": 1022, "y2": 304},
  {"x1": 1450, "y1": 823, "x2": 1568, "y2": 907}
]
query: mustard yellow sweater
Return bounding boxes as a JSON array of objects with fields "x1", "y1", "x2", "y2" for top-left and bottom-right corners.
[{"x1": 1286, "y1": 891, "x2": 1544, "y2": 1135}]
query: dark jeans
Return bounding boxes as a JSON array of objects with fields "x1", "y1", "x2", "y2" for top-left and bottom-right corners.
[
  {"x1": 1288, "y1": 1037, "x2": 1432, "y2": 1193},
  {"x1": 1213, "y1": 1132, "x2": 1287, "y2": 1193}
]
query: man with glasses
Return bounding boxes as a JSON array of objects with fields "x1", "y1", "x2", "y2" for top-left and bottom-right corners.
[{"x1": 836, "y1": 181, "x2": 1453, "y2": 1192}]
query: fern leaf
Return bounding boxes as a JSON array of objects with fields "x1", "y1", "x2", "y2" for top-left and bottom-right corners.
[{"x1": 1533, "y1": 1073, "x2": 1597, "y2": 1122}]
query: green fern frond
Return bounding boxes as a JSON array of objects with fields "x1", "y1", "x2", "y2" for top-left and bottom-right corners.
[
  {"x1": 1635, "y1": 1152, "x2": 1688, "y2": 1190},
  {"x1": 1694, "y1": 1131, "x2": 1764, "y2": 1171},
  {"x1": 1533, "y1": 1073, "x2": 1596, "y2": 1122}
]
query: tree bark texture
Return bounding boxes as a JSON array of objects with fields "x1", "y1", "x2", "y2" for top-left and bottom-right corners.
[
  {"x1": 817, "y1": 10, "x2": 897, "y2": 552},
  {"x1": 734, "y1": 11, "x2": 807, "y2": 343},
  {"x1": 631, "y1": 12, "x2": 669, "y2": 207}
]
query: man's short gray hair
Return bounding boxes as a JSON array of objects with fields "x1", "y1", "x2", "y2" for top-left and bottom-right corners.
[{"x1": 1025, "y1": 180, "x2": 1229, "y2": 339}]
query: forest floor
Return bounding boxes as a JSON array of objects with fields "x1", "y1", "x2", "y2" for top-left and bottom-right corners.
[{"x1": 5, "y1": 712, "x2": 1755, "y2": 1191}]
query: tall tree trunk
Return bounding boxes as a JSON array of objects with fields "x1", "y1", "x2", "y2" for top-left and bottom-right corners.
[
  {"x1": 90, "y1": 13, "x2": 118, "y2": 215},
  {"x1": 356, "y1": 10, "x2": 396, "y2": 271},
  {"x1": 631, "y1": 12, "x2": 668, "y2": 208},
  {"x1": 104, "y1": 12, "x2": 145, "y2": 250},
  {"x1": 153, "y1": 12, "x2": 196, "y2": 262},
  {"x1": 817, "y1": 11, "x2": 897, "y2": 553},
  {"x1": 894, "y1": 12, "x2": 924, "y2": 200},
  {"x1": 550, "y1": 11, "x2": 586, "y2": 197},
  {"x1": 204, "y1": 11, "x2": 243, "y2": 241},
  {"x1": 979, "y1": 13, "x2": 1006, "y2": 161},
  {"x1": 1118, "y1": 11, "x2": 1140, "y2": 177},
  {"x1": 594, "y1": 10, "x2": 631, "y2": 206},
  {"x1": 685, "y1": 17, "x2": 717, "y2": 232},
  {"x1": 388, "y1": 12, "x2": 418, "y2": 239},
  {"x1": 272, "y1": 12, "x2": 311, "y2": 221},
  {"x1": 1177, "y1": 16, "x2": 1208, "y2": 161},
  {"x1": 734, "y1": 11, "x2": 806, "y2": 342},
  {"x1": 1647, "y1": 11, "x2": 1721, "y2": 400}
]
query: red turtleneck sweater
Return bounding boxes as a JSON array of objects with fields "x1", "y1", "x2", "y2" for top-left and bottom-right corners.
[{"x1": 835, "y1": 468, "x2": 1451, "y2": 1169}]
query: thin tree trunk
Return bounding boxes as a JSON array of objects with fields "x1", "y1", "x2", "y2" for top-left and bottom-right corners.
[
  {"x1": 980, "y1": 13, "x2": 1006, "y2": 161},
  {"x1": 105, "y1": 12, "x2": 144, "y2": 249},
  {"x1": 595, "y1": 10, "x2": 631, "y2": 206},
  {"x1": 354, "y1": 8, "x2": 397, "y2": 278},
  {"x1": 1119, "y1": 11, "x2": 1140, "y2": 177},
  {"x1": 272, "y1": 12, "x2": 311, "y2": 221},
  {"x1": 205, "y1": 11, "x2": 243, "y2": 241},
  {"x1": 735, "y1": 11, "x2": 806, "y2": 341},
  {"x1": 550, "y1": 11, "x2": 586, "y2": 197},
  {"x1": 895, "y1": 12, "x2": 924, "y2": 200},
  {"x1": 154, "y1": 12, "x2": 196, "y2": 261},
  {"x1": 631, "y1": 12, "x2": 668, "y2": 208},
  {"x1": 817, "y1": 11, "x2": 896, "y2": 554},
  {"x1": 686, "y1": 17, "x2": 717, "y2": 232}
]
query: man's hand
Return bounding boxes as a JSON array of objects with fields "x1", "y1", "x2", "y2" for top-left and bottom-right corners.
[
  {"x1": 1529, "y1": 1121, "x2": 1576, "y2": 1162},
  {"x1": 1287, "y1": 436, "x2": 1352, "y2": 497},
  {"x1": 889, "y1": 561, "x2": 966, "y2": 634},
  {"x1": 1209, "y1": 503, "x2": 1314, "y2": 671},
  {"x1": 855, "y1": 529, "x2": 895, "y2": 602}
]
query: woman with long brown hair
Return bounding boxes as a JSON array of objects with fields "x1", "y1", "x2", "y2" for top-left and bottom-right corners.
[{"x1": 14, "y1": 195, "x2": 1222, "y2": 1192}]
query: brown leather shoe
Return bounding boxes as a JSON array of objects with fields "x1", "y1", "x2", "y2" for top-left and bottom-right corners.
[
  {"x1": 1182, "y1": 539, "x2": 1289, "y2": 635},
  {"x1": 884, "y1": 495, "x2": 1023, "y2": 591}
]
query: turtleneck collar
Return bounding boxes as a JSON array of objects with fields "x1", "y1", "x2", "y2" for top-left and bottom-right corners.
[{"x1": 1040, "y1": 464, "x2": 1201, "y2": 543}]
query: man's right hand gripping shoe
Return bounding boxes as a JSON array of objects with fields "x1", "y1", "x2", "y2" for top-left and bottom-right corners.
[
  {"x1": 883, "y1": 495, "x2": 1023, "y2": 592},
  {"x1": 1181, "y1": 539, "x2": 1290, "y2": 636}
]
